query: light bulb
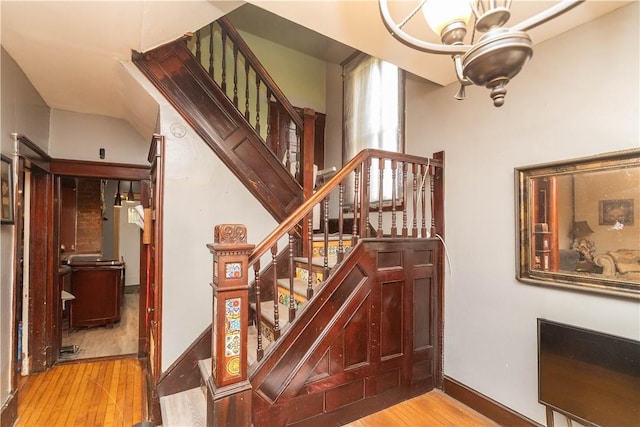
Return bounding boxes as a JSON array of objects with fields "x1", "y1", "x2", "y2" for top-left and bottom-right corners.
[{"x1": 422, "y1": 0, "x2": 472, "y2": 37}]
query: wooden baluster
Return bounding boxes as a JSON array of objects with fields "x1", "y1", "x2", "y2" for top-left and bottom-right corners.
[
  {"x1": 421, "y1": 164, "x2": 427, "y2": 238},
  {"x1": 323, "y1": 194, "x2": 330, "y2": 279},
  {"x1": 338, "y1": 182, "x2": 345, "y2": 263},
  {"x1": 208, "y1": 23, "x2": 214, "y2": 79},
  {"x1": 288, "y1": 233, "x2": 296, "y2": 322},
  {"x1": 412, "y1": 163, "x2": 418, "y2": 237},
  {"x1": 266, "y1": 88, "x2": 272, "y2": 147},
  {"x1": 307, "y1": 214, "x2": 314, "y2": 299},
  {"x1": 271, "y1": 244, "x2": 280, "y2": 339},
  {"x1": 352, "y1": 166, "x2": 360, "y2": 246},
  {"x1": 362, "y1": 158, "x2": 371, "y2": 238},
  {"x1": 233, "y1": 44, "x2": 239, "y2": 107},
  {"x1": 391, "y1": 159, "x2": 398, "y2": 237},
  {"x1": 255, "y1": 77, "x2": 261, "y2": 134},
  {"x1": 253, "y1": 261, "x2": 264, "y2": 361},
  {"x1": 430, "y1": 163, "x2": 437, "y2": 237},
  {"x1": 244, "y1": 60, "x2": 250, "y2": 121},
  {"x1": 195, "y1": 30, "x2": 202, "y2": 62},
  {"x1": 221, "y1": 28, "x2": 227, "y2": 94},
  {"x1": 402, "y1": 162, "x2": 408, "y2": 237},
  {"x1": 377, "y1": 158, "x2": 384, "y2": 238}
]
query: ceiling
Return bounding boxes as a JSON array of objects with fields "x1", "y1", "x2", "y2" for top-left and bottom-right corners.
[{"x1": 1, "y1": 1, "x2": 631, "y2": 141}]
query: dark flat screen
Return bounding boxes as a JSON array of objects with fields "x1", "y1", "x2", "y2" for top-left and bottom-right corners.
[{"x1": 538, "y1": 319, "x2": 640, "y2": 427}]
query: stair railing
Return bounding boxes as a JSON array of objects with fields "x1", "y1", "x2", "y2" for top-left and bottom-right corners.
[
  {"x1": 247, "y1": 149, "x2": 444, "y2": 362},
  {"x1": 188, "y1": 17, "x2": 308, "y2": 182}
]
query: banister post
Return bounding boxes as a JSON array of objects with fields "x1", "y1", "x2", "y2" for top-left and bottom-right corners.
[
  {"x1": 206, "y1": 224, "x2": 255, "y2": 426},
  {"x1": 301, "y1": 108, "x2": 315, "y2": 257}
]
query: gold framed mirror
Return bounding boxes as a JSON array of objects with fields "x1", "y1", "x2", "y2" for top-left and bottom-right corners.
[{"x1": 516, "y1": 148, "x2": 640, "y2": 299}]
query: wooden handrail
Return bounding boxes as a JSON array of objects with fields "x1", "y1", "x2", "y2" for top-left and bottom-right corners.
[
  {"x1": 248, "y1": 149, "x2": 443, "y2": 264},
  {"x1": 217, "y1": 17, "x2": 303, "y2": 130}
]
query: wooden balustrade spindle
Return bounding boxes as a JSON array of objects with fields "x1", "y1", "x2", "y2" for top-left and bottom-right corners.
[
  {"x1": 362, "y1": 158, "x2": 371, "y2": 238},
  {"x1": 402, "y1": 162, "x2": 408, "y2": 237},
  {"x1": 195, "y1": 30, "x2": 202, "y2": 62},
  {"x1": 338, "y1": 182, "x2": 345, "y2": 263},
  {"x1": 253, "y1": 261, "x2": 264, "y2": 361},
  {"x1": 421, "y1": 164, "x2": 427, "y2": 238},
  {"x1": 412, "y1": 163, "x2": 418, "y2": 237},
  {"x1": 288, "y1": 233, "x2": 296, "y2": 322},
  {"x1": 271, "y1": 244, "x2": 280, "y2": 339},
  {"x1": 255, "y1": 77, "x2": 261, "y2": 134},
  {"x1": 323, "y1": 195, "x2": 330, "y2": 279},
  {"x1": 266, "y1": 89, "x2": 272, "y2": 144},
  {"x1": 244, "y1": 61, "x2": 250, "y2": 121},
  {"x1": 307, "y1": 214, "x2": 314, "y2": 299},
  {"x1": 352, "y1": 166, "x2": 360, "y2": 246},
  {"x1": 208, "y1": 23, "x2": 214, "y2": 78},
  {"x1": 391, "y1": 159, "x2": 398, "y2": 237},
  {"x1": 232, "y1": 45, "x2": 239, "y2": 107},
  {"x1": 377, "y1": 159, "x2": 384, "y2": 238},
  {"x1": 430, "y1": 164, "x2": 437, "y2": 237},
  {"x1": 221, "y1": 29, "x2": 227, "y2": 93}
]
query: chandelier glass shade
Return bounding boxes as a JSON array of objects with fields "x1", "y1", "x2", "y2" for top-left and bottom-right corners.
[{"x1": 379, "y1": 0, "x2": 585, "y2": 107}]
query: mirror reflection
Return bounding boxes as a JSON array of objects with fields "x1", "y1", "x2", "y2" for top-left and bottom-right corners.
[{"x1": 517, "y1": 149, "x2": 640, "y2": 298}]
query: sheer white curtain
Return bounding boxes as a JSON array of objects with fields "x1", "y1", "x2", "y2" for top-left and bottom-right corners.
[{"x1": 343, "y1": 54, "x2": 404, "y2": 204}]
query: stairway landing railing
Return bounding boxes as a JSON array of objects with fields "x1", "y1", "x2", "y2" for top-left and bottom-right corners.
[
  {"x1": 188, "y1": 17, "x2": 308, "y2": 183},
  {"x1": 246, "y1": 149, "x2": 444, "y2": 362}
]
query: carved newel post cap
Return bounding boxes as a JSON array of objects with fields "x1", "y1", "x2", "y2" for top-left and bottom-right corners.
[{"x1": 214, "y1": 224, "x2": 248, "y2": 245}]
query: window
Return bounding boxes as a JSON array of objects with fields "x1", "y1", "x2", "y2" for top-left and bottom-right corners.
[{"x1": 343, "y1": 53, "x2": 404, "y2": 204}]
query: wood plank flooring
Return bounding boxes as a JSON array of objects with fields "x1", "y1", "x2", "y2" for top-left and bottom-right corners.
[
  {"x1": 61, "y1": 293, "x2": 139, "y2": 360},
  {"x1": 344, "y1": 390, "x2": 499, "y2": 427},
  {"x1": 16, "y1": 358, "x2": 147, "y2": 427}
]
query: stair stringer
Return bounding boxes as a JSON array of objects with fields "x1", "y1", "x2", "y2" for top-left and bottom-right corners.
[
  {"x1": 133, "y1": 39, "x2": 303, "y2": 222},
  {"x1": 250, "y1": 238, "x2": 441, "y2": 427}
]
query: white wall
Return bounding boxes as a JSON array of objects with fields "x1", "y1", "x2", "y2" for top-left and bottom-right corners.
[
  {"x1": 239, "y1": 30, "x2": 327, "y2": 113},
  {"x1": 405, "y1": 3, "x2": 639, "y2": 425},
  {"x1": 0, "y1": 47, "x2": 50, "y2": 413},
  {"x1": 121, "y1": 61, "x2": 278, "y2": 371},
  {"x1": 49, "y1": 109, "x2": 149, "y2": 164}
]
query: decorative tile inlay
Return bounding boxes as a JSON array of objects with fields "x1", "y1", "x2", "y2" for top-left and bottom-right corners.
[
  {"x1": 224, "y1": 298, "x2": 242, "y2": 377},
  {"x1": 225, "y1": 262, "x2": 242, "y2": 279}
]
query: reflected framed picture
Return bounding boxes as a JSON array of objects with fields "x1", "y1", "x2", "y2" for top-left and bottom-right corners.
[
  {"x1": 599, "y1": 199, "x2": 634, "y2": 226},
  {"x1": 1, "y1": 155, "x2": 14, "y2": 224}
]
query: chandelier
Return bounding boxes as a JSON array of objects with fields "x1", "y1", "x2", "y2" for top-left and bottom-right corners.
[{"x1": 379, "y1": 0, "x2": 584, "y2": 107}]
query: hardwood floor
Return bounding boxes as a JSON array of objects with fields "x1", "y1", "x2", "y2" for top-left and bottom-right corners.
[
  {"x1": 61, "y1": 292, "x2": 139, "y2": 360},
  {"x1": 16, "y1": 357, "x2": 495, "y2": 427},
  {"x1": 15, "y1": 358, "x2": 147, "y2": 427},
  {"x1": 344, "y1": 391, "x2": 499, "y2": 427}
]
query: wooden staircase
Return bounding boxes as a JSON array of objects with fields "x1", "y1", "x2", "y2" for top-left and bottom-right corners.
[
  {"x1": 133, "y1": 15, "x2": 447, "y2": 427},
  {"x1": 253, "y1": 234, "x2": 353, "y2": 342}
]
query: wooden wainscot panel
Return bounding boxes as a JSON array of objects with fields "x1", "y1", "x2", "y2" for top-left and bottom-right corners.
[
  {"x1": 251, "y1": 239, "x2": 441, "y2": 426},
  {"x1": 343, "y1": 297, "x2": 371, "y2": 368},
  {"x1": 377, "y1": 250, "x2": 403, "y2": 269},
  {"x1": 325, "y1": 379, "x2": 365, "y2": 412},
  {"x1": 380, "y1": 280, "x2": 404, "y2": 359}
]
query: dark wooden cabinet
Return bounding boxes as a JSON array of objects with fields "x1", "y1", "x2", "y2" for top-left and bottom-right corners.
[{"x1": 69, "y1": 263, "x2": 124, "y2": 328}]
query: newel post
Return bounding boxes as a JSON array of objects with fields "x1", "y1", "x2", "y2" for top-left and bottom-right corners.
[{"x1": 206, "y1": 224, "x2": 255, "y2": 426}]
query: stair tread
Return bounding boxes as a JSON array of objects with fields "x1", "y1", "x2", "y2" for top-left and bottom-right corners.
[
  {"x1": 160, "y1": 387, "x2": 206, "y2": 427},
  {"x1": 312, "y1": 233, "x2": 353, "y2": 241},
  {"x1": 276, "y1": 277, "x2": 313, "y2": 296},
  {"x1": 293, "y1": 256, "x2": 340, "y2": 269},
  {"x1": 252, "y1": 301, "x2": 292, "y2": 326}
]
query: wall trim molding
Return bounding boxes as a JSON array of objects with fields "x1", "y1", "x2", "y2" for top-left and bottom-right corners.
[
  {"x1": 1, "y1": 391, "x2": 18, "y2": 427},
  {"x1": 443, "y1": 376, "x2": 541, "y2": 427}
]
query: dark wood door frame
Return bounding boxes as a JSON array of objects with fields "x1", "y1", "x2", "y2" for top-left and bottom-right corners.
[{"x1": 23, "y1": 157, "x2": 150, "y2": 373}]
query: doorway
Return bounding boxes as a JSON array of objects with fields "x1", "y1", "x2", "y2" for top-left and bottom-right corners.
[
  {"x1": 58, "y1": 178, "x2": 142, "y2": 361},
  {"x1": 18, "y1": 156, "x2": 150, "y2": 373}
]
